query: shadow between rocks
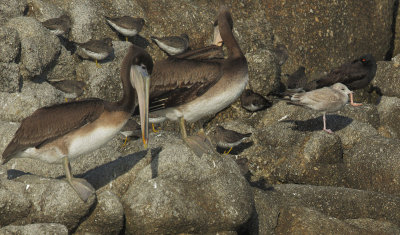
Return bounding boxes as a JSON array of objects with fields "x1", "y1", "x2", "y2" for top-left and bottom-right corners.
[{"x1": 283, "y1": 115, "x2": 353, "y2": 132}]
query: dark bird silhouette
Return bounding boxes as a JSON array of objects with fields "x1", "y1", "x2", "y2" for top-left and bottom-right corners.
[
  {"x1": 287, "y1": 66, "x2": 307, "y2": 90},
  {"x1": 240, "y1": 89, "x2": 272, "y2": 112}
]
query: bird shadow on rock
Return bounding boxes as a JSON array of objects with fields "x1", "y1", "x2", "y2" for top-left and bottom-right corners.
[
  {"x1": 150, "y1": 147, "x2": 162, "y2": 179},
  {"x1": 78, "y1": 150, "x2": 148, "y2": 190},
  {"x1": 283, "y1": 115, "x2": 353, "y2": 132},
  {"x1": 7, "y1": 169, "x2": 32, "y2": 180},
  {"x1": 216, "y1": 141, "x2": 254, "y2": 155}
]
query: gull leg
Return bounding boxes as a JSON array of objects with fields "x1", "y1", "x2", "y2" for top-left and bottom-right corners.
[
  {"x1": 349, "y1": 93, "x2": 363, "y2": 106},
  {"x1": 63, "y1": 156, "x2": 95, "y2": 202},
  {"x1": 95, "y1": 59, "x2": 101, "y2": 68},
  {"x1": 322, "y1": 113, "x2": 333, "y2": 134},
  {"x1": 224, "y1": 147, "x2": 233, "y2": 155},
  {"x1": 152, "y1": 123, "x2": 159, "y2": 133}
]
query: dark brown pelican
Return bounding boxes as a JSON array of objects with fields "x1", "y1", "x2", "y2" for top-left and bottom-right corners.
[
  {"x1": 147, "y1": 6, "x2": 248, "y2": 140},
  {"x1": 1, "y1": 45, "x2": 152, "y2": 202}
]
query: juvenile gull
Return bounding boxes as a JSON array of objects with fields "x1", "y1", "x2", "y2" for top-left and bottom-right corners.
[
  {"x1": 151, "y1": 34, "x2": 189, "y2": 56},
  {"x1": 240, "y1": 89, "x2": 272, "y2": 112},
  {"x1": 289, "y1": 83, "x2": 352, "y2": 133},
  {"x1": 214, "y1": 125, "x2": 251, "y2": 154}
]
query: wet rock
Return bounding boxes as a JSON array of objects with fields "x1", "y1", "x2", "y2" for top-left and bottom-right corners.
[
  {"x1": 13, "y1": 175, "x2": 95, "y2": 231},
  {"x1": 344, "y1": 136, "x2": 400, "y2": 196},
  {"x1": 372, "y1": 60, "x2": 400, "y2": 98},
  {"x1": 0, "y1": 223, "x2": 68, "y2": 235},
  {"x1": 0, "y1": 27, "x2": 20, "y2": 63},
  {"x1": 345, "y1": 218, "x2": 400, "y2": 235},
  {"x1": 377, "y1": 96, "x2": 400, "y2": 138},
  {"x1": 274, "y1": 184, "x2": 400, "y2": 228},
  {"x1": 0, "y1": 63, "x2": 20, "y2": 93},
  {"x1": 0, "y1": 80, "x2": 64, "y2": 122},
  {"x1": 0, "y1": 179, "x2": 31, "y2": 226},
  {"x1": 6, "y1": 17, "x2": 61, "y2": 79},
  {"x1": 122, "y1": 132, "x2": 253, "y2": 234},
  {"x1": 0, "y1": 0, "x2": 27, "y2": 26},
  {"x1": 275, "y1": 206, "x2": 366, "y2": 234},
  {"x1": 75, "y1": 191, "x2": 124, "y2": 235},
  {"x1": 265, "y1": 1, "x2": 394, "y2": 76}
]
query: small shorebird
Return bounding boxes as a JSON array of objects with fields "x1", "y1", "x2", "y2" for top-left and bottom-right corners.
[
  {"x1": 76, "y1": 38, "x2": 113, "y2": 68},
  {"x1": 151, "y1": 34, "x2": 190, "y2": 56},
  {"x1": 105, "y1": 16, "x2": 145, "y2": 41},
  {"x1": 2, "y1": 45, "x2": 152, "y2": 201},
  {"x1": 120, "y1": 119, "x2": 141, "y2": 147},
  {"x1": 240, "y1": 89, "x2": 272, "y2": 112},
  {"x1": 214, "y1": 126, "x2": 251, "y2": 154},
  {"x1": 42, "y1": 14, "x2": 71, "y2": 36},
  {"x1": 48, "y1": 80, "x2": 86, "y2": 102},
  {"x1": 288, "y1": 83, "x2": 353, "y2": 133}
]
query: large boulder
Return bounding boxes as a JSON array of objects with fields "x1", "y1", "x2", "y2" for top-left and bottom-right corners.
[
  {"x1": 371, "y1": 59, "x2": 400, "y2": 98},
  {"x1": 0, "y1": 0, "x2": 27, "y2": 26},
  {"x1": 0, "y1": 63, "x2": 20, "y2": 93},
  {"x1": 377, "y1": 96, "x2": 400, "y2": 138},
  {"x1": 0, "y1": 26, "x2": 20, "y2": 63},
  {"x1": 0, "y1": 223, "x2": 68, "y2": 235}
]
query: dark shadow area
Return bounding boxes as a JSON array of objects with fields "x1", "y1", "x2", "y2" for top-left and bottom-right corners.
[
  {"x1": 385, "y1": 0, "x2": 399, "y2": 60},
  {"x1": 282, "y1": 115, "x2": 353, "y2": 132},
  {"x1": 216, "y1": 141, "x2": 254, "y2": 155},
  {"x1": 150, "y1": 147, "x2": 162, "y2": 179},
  {"x1": 128, "y1": 35, "x2": 151, "y2": 49},
  {"x1": 78, "y1": 150, "x2": 148, "y2": 190},
  {"x1": 7, "y1": 169, "x2": 32, "y2": 180}
]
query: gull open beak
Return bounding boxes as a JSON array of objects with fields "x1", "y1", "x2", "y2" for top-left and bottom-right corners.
[{"x1": 131, "y1": 65, "x2": 150, "y2": 149}]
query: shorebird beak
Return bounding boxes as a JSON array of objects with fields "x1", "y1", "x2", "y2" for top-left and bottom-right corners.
[{"x1": 131, "y1": 65, "x2": 150, "y2": 149}]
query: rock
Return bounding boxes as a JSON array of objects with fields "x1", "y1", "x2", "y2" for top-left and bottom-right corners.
[
  {"x1": 75, "y1": 191, "x2": 124, "y2": 235},
  {"x1": 275, "y1": 206, "x2": 366, "y2": 234},
  {"x1": 12, "y1": 175, "x2": 95, "y2": 231},
  {"x1": 377, "y1": 96, "x2": 400, "y2": 138},
  {"x1": 26, "y1": 0, "x2": 65, "y2": 22},
  {"x1": 77, "y1": 40, "x2": 129, "y2": 101},
  {"x1": 122, "y1": 132, "x2": 253, "y2": 234},
  {"x1": 0, "y1": 0, "x2": 27, "y2": 26},
  {"x1": 0, "y1": 27, "x2": 20, "y2": 63},
  {"x1": 337, "y1": 103, "x2": 380, "y2": 129},
  {"x1": 0, "y1": 63, "x2": 20, "y2": 93},
  {"x1": 335, "y1": 119, "x2": 379, "y2": 150},
  {"x1": 344, "y1": 136, "x2": 400, "y2": 196},
  {"x1": 44, "y1": 45, "x2": 79, "y2": 82},
  {"x1": 0, "y1": 223, "x2": 68, "y2": 235},
  {"x1": 0, "y1": 121, "x2": 20, "y2": 158},
  {"x1": 265, "y1": 1, "x2": 394, "y2": 76},
  {"x1": 345, "y1": 218, "x2": 400, "y2": 235},
  {"x1": 6, "y1": 17, "x2": 61, "y2": 79},
  {"x1": 0, "y1": 80, "x2": 64, "y2": 122},
  {"x1": 371, "y1": 60, "x2": 400, "y2": 98},
  {"x1": 0, "y1": 179, "x2": 31, "y2": 226},
  {"x1": 273, "y1": 184, "x2": 400, "y2": 228}
]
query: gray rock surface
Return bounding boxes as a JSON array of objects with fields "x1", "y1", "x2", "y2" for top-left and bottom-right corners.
[
  {"x1": 44, "y1": 45, "x2": 79, "y2": 82},
  {"x1": 0, "y1": 80, "x2": 64, "y2": 122},
  {"x1": 122, "y1": 132, "x2": 253, "y2": 234},
  {"x1": 75, "y1": 191, "x2": 124, "y2": 235},
  {"x1": 0, "y1": 223, "x2": 68, "y2": 235},
  {"x1": 372, "y1": 59, "x2": 400, "y2": 98},
  {"x1": 0, "y1": 63, "x2": 20, "y2": 93},
  {"x1": 6, "y1": 17, "x2": 61, "y2": 80},
  {"x1": 265, "y1": 1, "x2": 394, "y2": 77},
  {"x1": 27, "y1": 0, "x2": 65, "y2": 22},
  {"x1": 0, "y1": 179, "x2": 31, "y2": 226},
  {"x1": 0, "y1": 0, "x2": 27, "y2": 26},
  {"x1": 0, "y1": 27, "x2": 20, "y2": 63},
  {"x1": 377, "y1": 96, "x2": 400, "y2": 138},
  {"x1": 345, "y1": 218, "x2": 400, "y2": 235}
]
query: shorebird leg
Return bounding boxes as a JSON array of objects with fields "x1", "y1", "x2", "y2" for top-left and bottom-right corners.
[
  {"x1": 349, "y1": 92, "x2": 362, "y2": 106},
  {"x1": 95, "y1": 59, "x2": 101, "y2": 68},
  {"x1": 223, "y1": 147, "x2": 233, "y2": 155},
  {"x1": 121, "y1": 136, "x2": 128, "y2": 147},
  {"x1": 65, "y1": 98, "x2": 68, "y2": 102},
  {"x1": 322, "y1": 113, "x2": 333, "y2": 134},
  {"x1": 152, "y1": 124, "x2": 159, "y2": 133},
  {"x1": 63, "y1": 156, "x2": 95, "y2": 202},
  {"x1": 125, "y1": 37, "x2": 129, "y2": 42}
]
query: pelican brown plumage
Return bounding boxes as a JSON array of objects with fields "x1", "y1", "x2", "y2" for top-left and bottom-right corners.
[
  {"x1": 147, "y1": 6, "x2": 248, "y2": 141},
  {"x1": 1, "y1": 45, "x2": 152, "y2": 202}
]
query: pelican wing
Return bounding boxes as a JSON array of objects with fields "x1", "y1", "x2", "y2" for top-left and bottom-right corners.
[
  {"x1": 149, "y1": 58, "x2": 223, "y2": 110},
  {"x1": 2, "y1": 99, "x2": 105, "y2": 162}
]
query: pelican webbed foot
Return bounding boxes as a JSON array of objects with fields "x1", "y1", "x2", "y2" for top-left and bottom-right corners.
[{"x1": 63, "y1": 156, "x2": 95, "y2": 202}]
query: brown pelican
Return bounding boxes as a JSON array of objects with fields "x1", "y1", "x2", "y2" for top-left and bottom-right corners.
[
  {"x1": 147, "y1": 6, "x2": 248, "y2": 140},
  {"x1": 1, "y1": 45, "x2": 152, "y2": 202}
]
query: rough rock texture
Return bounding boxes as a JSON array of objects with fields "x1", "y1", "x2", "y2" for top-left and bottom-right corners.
[
  {"x1": 393, "y1": 2, "x2": 400, "y2": 56},
  {"x1": 372, "y1": 59, "x2": 400, "y2": 98},
  {"x1": 273, "y1": 184, "x2": 400, "y2": 228},
  {"x1": 345, "y1": 218, "x2": 400, "y2": 235},
  {"x1": 75, "y1": 191, "x2": 124, "y2": 235},
  {"x1": 0, "y1": 63, "x2": 20, "y2": 93},
  {"x1": 0, "y1": 179, "x2": 31, "y2": 226},
  {"x1": 26, "y1": 0, "x2": 65, "y2": 21},
  {"x1": 0, "y1": 0, "x2": 27, "y2": 26},
  {"x1": 6, "y1": 17, "x2": 61, "y2": 80},
  {"x1": 0, "y1": 80, "x2": 64, "y2": 122},
  {"x1": 0, "y1": 223, "x2": 68, "y2": 235},
  {"x1": 0, "y1": 27, "x2": 20, "y2": 63},
  {"x1": 44, "y1": 45, "x2": 79, "y2": 82},
  {"x1": 264, "y1": 0, "x2": 394, "y2": 76},
  {"x1": 344, "y1": 136, "x2": 400, "y2": 196},
  {"x1": 378, "y1": 96, "x2": 400, "y2": 138},
  {"x1": 122, "y1": 132, "x2": 253, "y2": 234}
]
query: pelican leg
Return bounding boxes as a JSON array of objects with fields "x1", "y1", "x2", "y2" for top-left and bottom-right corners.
[
  {"x1": 152, "y1": 124, "x2": 159, "y2": 133},
  {"x1": 63, "y1": 156, "x2": 95, "y2": 202},
  {"x1": 349, "y1": 93, "x2": 362, "y2": 106},
  {"x1": 223, "y1": 147, "x2": 233, "y2": 155},
  {"x1": 322, "y1": 113, "x2": 333, "y2": 134},
  {"x1": 179, "y1": 117, "x2": 188, "y2": 139}
]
